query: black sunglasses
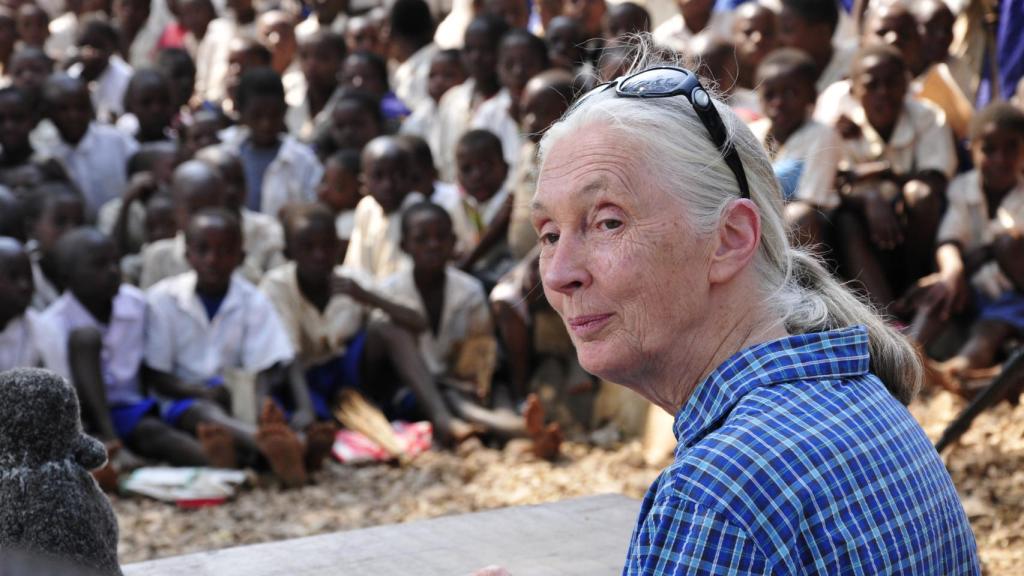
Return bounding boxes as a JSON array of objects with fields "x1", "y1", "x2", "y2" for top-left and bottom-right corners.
[{"x1": 569, "y1": 66, "x2": 750, "y2": 199}]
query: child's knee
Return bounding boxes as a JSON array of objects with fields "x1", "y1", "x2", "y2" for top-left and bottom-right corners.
[{"x1": 902, "y1": 179, "x2": 942, "y2": 216}]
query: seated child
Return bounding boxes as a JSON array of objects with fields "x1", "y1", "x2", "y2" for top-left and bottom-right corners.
[
  {"x1": 0, "y1": 238, "x2": 60, "y2": 372},
  {"x1": 179, "y1": 107, "x2": 224, "y2": 159},
  {"x1": 749, "y1": 48, "x2": 842, "y2": 249},
  {"x1": 544, "y1": 16, "x2": 587, "y2": 74},
  {"x1": 652, "y1": 0, "x2": 726, "y2": 53},
  {"x1": 67, "y1": 14, "x2": 133, "y2": 123},
  {"x1": 0, "y1": 86, "x2": 47, "y2": 190},
  {"x1": 604, "y1": 2, "x2": 650, "y2": 43},
  {"x1": 339, "y1": 50, "x2": 410, "y2": 129},
  {"x1": 16, "y1": 4, "x2": 50, "y2": 50},
  {"x1": 7, "y1": 46, "x2": 54, "y2": 108},
  {"x1": 911, "y1": 0, "x2": 973, "y2": 141},
  {"x1": 220, "y1": 66, "x2": 323, "y2": 218},
  {"x1": 23, "y1": 180, "x2": 85, "y2": 309},
  {"x1": 344, "y1": 135, "x2": 426, "y2": 279},
  {"x1": 40, "y1": 228, "x2": 208, "y2": 467},
  {"x1": 144, "y1": 208, "x2": 313, "y2": 486},
  {"x1": 447, "y1": 129, "x2": 510, "y2": 279},
  {"x1": 116, "y1": 68, "x2": 176, "y2": 142},
  {"x1": 904, "y1": 104, "x2": 1024, "y2": 389},
  {"x1": 398, "y1": 133, "x2": 459, "y2": 206},
  {"x1": 690, "y1": 31, "x2": 760, "y2": 119},
  {"x1": 730, "y1": 1, "x2": 777, "y2": 93},
  {"x1": 316, "y1": 148, "x2": 362, "y2": 257},
  {"x1": 779, "y1": 0, "x2": 854, "y2": 95},
  {"x1": 287, "y1": 30, "x2": 345, "y2": 141},
  {"x1": 156, "y1": 47, "x2": 199, "y2": 122},
  {"x1": 222, "y1": 35, "x2": 274, "y2": 117},
  {"x1": 344, "y1": 15, "x2": 384, "y2": 56},
  {"x1": 38, "y1": 74, "x2": 138, "y2": 221},
  {"x1": 832, "y1": 45, "x2": 956, "y2": 312},
  {"x1": 400, "y1": 48, "x2": 465, "y2": 143},
  {"x1": 97, "y1": 141, "x2": 178, "y2": 255},
  {"x1": 315, "y1": 89, "x2": 383, "y2": 160}
]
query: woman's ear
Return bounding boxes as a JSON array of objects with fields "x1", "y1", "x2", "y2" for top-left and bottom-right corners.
[{"x1": 708, "y1": 198, "x2": 761, "y2": 286}]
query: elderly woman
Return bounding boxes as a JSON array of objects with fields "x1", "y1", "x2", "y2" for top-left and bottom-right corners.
[{"x1": 530, "y1": 46, "x2": 980, "y2": 574}]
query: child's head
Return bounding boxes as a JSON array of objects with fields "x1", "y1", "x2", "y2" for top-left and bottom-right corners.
[
  {"x1": 969, "y1": 102, "x2": 1024, "y2": 193},
  {"x1": 280, "y1": 202, "x2": 339, "y2": 281},
  {"x1": 400, "y1": 202, "x2": 455, "y2": 273},
  {"x1": 361, "y1": 135, "x2": 414, "y2": 213},
  {"x1": 124, "y1": 69, "x2": 174, "y2": 141},
  {"x1": 482, "y1": 0, "x2": 529, "y2": 31},
  {"x1": 339, "y1": 50, "x2": 390, "y2": 98},
  {"x1": 327, "y1": 90, "x2": 383, "y2": 152},
  {"x1": 113, "y1": 0, "x2": 151, "y2": 35},
  {"x1": 144, "y1": 192, "x2": 177, "y2": 243},
  {"x1": 236, "y1": 66, "x2": 286, "y2": 147},
  {"x1": 756, "y1": 48, "x2": 817, "y2": 139},
  {"x1": 128, "y1": 140, "x2": 179, "y2": 184},
  {"x1": 156, "y1": 47, "x2": 197, "y2": 111},
  {"x1": 463, "y1": 15, "x2": 510, "y2": 87},
  {"x1": 0, "y1": 237, "x2": 32, "y2": 323},
  {"x1": 0, "y1": 8, "x2": 15, "y2": 57},
  {"x1": 16, "y1": 3, "x2": 49, "y2": 47},
  {"x1": 310, "y1": 0, "x2": 346, "y2": 23},
  {"x1": 498, "y1": 29, "x2": 549, "y2": 103},
  {"x1": 176, "y1": 0, "x2": 215, "y2": 39},
  {"x1": 676, "y1": 0, "x2": 713, "y2": 26},
  {"x1": 731, "y1": 1, "x2": 776, "y2": 84},
  {"x1": 913, "y1": 0, "x2": 954, "y2": 70},
  {"x1": 456, "y1": 129, "x2": 507, "y2": 202},
  {"x1": 863, "y1": 2, "x2": 921, "y2": 74},
  {"x1": 778, "y1": 0, "x2": 838, "y2": 62},
  {"x1": 605, "y1": 2, "x2": 650, "y2": 41},
  {"x1": 545, "y1": 16, "x2": 584, "y2": 71},
  {"x1": 397, "y1": 133, "x2": 437, "y2": 196},
  {"x1": 226, "y1": 34, "x2": 273, "y2": 105},
  {"x1": 170, "y1": 159, "x2": 227, "y2": 230},
  {"x1": 850, "y1": 44, "x2": 908, "y2": 137},
  {"x1": 297, "y1": 31, "x2": 346, "y2": 92},
  {"x1": 427, "y1": 49, "x2": 465, "y2": 103},
  {"x1": 24, "y1": 181, "x2": 85, "y2": 253},
  {"x1": 43, "y1": 73, "x2": 93, "y2": 145},
  {"x1": 317, "y1": 148, "x2": 362, "y2": 214},
  {"x1": 387, "y1": 0, "x2": 434, "y2": 49},
  {"x1": 74, "y1": 15, "x2": 119, "y2": 82},
  {"x1": 180, "y1": 108, "x2": 223, "y2": 158},
  {"x1": 561, "y1": 0, "x2": 605, "y2": 38},
  {"x1": 691, "y1": 31, "x2": 737, "y2": 93},
  {"x1": 344, "y1": 16, "x2": 384, "y2": 56},
  {"x1": 54, "y1": 227, "x2": 120, "y2": 307},
  {"x1": 194, "y1": 146, "x2": 247, "y2": 212},
  {"x1": 185, "y1": 208, "x2": 244, "y2": 295},
  {"x1": 8, "y1": 47, "x2": 54, "y2": 97},
  {"x1": 0, "y1": 86, "x2": 36, "y2": 159},
  {"x1": 257, "y1": 10, "x2": 297, "y2": 74},
  {"x1": 520, "y1": 69, "x2": 576, "y2": 143}
]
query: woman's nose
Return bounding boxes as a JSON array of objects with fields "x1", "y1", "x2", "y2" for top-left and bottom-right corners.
[{"x1": 541, "y1": 235, "x2": 591, "y2": 296}]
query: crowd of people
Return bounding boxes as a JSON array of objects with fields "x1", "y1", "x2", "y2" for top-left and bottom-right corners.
[{"x1": 0, "y1": 0, "x2": 1020, "y2": 487}]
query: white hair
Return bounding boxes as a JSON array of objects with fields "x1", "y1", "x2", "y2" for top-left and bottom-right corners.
[{"x1": 537, "y1": 37, "x2": 920, "y2": 404}]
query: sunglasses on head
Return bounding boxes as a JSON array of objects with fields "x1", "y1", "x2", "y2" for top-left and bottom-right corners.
[{"x1": 570, "y1": 66, "x2": 751, "y2": 199}]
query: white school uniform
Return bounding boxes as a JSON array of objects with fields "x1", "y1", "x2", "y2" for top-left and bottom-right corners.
[
  {"x1": 259, "y1": 262, "x2": 374, "y2": 367},
  {"x1": 434, "y1": 185, "x2": 510, "y2": 257},
  {"x1": 816, "y1": 45, "x2": 856, "y2": 95},
  {"x1": 938, "y1": 171, "x2": 1024, "y2": 299},
  {"x1": 194, "y1": 18, "x2": 257, "y2": 103},
  {"x1": 40, "y1": 285, "x2": 148, "y2": 406},
  {"x1": 748, "y1": 118, "x2": 844, "y2": 210},
  {"x1": 0, "y1": 310, "x2": 61, "y2": 372},
  {"x1": 343, "y1": 192, "x2": 426, "y2": 280},
  {"x1": 219, "y1": 128, "x2": 324, "y2": 218},
  {"x1": 144, "y1": 271, "x2": 294, "y2": 383},
  {"x1": 376, "y1": 266, "x2": 494, "y2": 378},
  {"x1": 652, "y1": 10, "x2": 731, "y2": 53},
  {"x1": 68, "y1": 55, "x2": 134, "y2": 123},
  {"x1": 391, "y1": 42, "x2": 439, "y2": 114},
  {"x1": 432, "y1": 79, "x2": 498, "y2": 182},
  {"x1": 27, "y1": 240, "x2": 61, "y2": 311},
  {"x1": 400, "y1": 99, "x2": 438, "y2": 143},
  {"x1": 469, "y1": 88, "x2": 522, "y2": 178}
]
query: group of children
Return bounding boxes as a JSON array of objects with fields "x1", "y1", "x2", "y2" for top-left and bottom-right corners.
[{"x1": 0, "y1": 0, "x2": 1022, "y2": 485}]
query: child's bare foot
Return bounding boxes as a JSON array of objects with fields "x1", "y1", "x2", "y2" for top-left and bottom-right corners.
[
  {"x1": 436, "y1": 417, "x2": 480, "y2": 447},
  {"x1": 91, "y1": 440, "x2": 121, "y2": 493},
  {"x1": 531, "y1": 422, "x2": 563, "y2": 461},
  {"x1": 259, "y1": 398, "x2": 288, "y2": 426},
  {"x1": 198, "y1": 423, "x2": 237, "y2": 469},
  {"x1": 523, "y1": 393, "x2": 545, "y2": 438},
  {"x1": 304, "y1": 422, "x2": 337, "y2": 473},
  {"x1": 257, "y1": 422, "x2": 307, "y2": 488}
]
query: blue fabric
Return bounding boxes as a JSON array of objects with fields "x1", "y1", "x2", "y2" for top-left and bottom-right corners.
[
  {"x1": 110, "y1": 398, "x2": 159, "y2": 439},
  {"x1": 773, "y1": 158, "x2": 804, "y2": 202},
  {"x1": 624, "y1": 326, "x2": 980, "y2": 575},
  {"x1": 301, "y1": 330, "x2": 368, "y2": 420},
  {"x1": 198, "y1": 293, "x2": 225, "y2": 320},
  {"x1": 239, "y1": 139, "x2": 281, "y2": 212},
  {"x1": 977, "y1": 289, "x2": 1024, "y2": 332},
  {"x1": 381, "y1": 92, "x2": 411, "y2": 121},
  {"x1": 162, "y1": 398, "x2": 197, "y2": 426},
  {"x1": 977, "y1": 0, "x2": 1024, "y2": 105}
]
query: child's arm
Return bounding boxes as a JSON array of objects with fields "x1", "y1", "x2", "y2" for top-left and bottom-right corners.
[
  {"x1": 332, "y1": 274, "x2": 429, "y2": 333},
  {"x1": 142, "y1": 365, "x2": 231, "y2": 409},
  {"x1": 458, "y1": 198, "x2": 512, "y2": 272},
  {"x1": 113, "y1": 172, "x2": 159, "y2": 257}
]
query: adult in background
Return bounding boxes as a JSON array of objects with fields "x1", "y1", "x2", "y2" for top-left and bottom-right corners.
[{"x1": 530, "y1": 39, "x2": 980, "y2": 574}]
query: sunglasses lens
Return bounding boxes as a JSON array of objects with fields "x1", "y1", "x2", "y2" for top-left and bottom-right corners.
[{"x1": 618, "y1": 68, "x2": 691, "y2": 96}]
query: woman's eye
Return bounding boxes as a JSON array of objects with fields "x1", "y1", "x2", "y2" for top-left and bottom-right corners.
[
  {"x1": 540, "y1": 232, "x2": 560, "y2": 246},
  {"x1": 600, "y1": 219, "x2": 623, "y2": 231}
]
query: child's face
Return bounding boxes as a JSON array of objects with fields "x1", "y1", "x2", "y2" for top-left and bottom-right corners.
[
  {"x1": 463, "y1": 26, "x2": 500, "y2": 85},
  {"x1": 329, "y1": 101, "x2": 380, "y2": 151},
  {"x1": 731, "y1": 8, "x2": 775, "y2": 74},
  {"x1": 852, "y1": 55, "x2": 907, "y2": 135},
  {"x1": 345, "y1": 20, "x2": 382, "y2": 55},
  {"x1": 289, "y1": 218, "x2": 339, "y2": 281},
  {"x1": 402, "y1": 211, "x2": 454, "y2": 273},
  {"x1": 68, "y1": 236, "x2": 120, "y2": 306},
  {"x1": 297, "y1": 40, "x2": 340, "y2": 90},
  {"x1": 485, "y1": 0, "x2": 529, "y2": 30},
  {"x1": 973, "y1": 123, "x2": 1024, "y2": 193},
  {"x1": 240, "y1": 94, "x2": 286, "y2": 147},
  {"x1": 9, "y1": 55, "x2": 52, "y2": 93},
  {"x1": 919, "y1": 5, "x2": 954, "y2": 67},
  {"x1": 777, "y1": 8, "x2": 821, "y2": 56},
  {"x1": 0, "y1": 93, "x2": 35, "y2": 154},
  {"x1": 129, "y1": 81, "x2": 174, "y2": 139},
  {"x1": 340, "y1": 56, "x2": 387, "y2": 97},
  {"x1": 114, "y1": 0, "x2": 151, "y2": 31},
  {"x1": 456, "y1": 143, "x2": 507, "y2": 202},
  {"x1": 33, "y1": 194, "x2": 84, "y2": 252},
  {"x1": 186, "y1": 222, "x2": 243, "y2": 294},
  {"x1": 864, "y1": 10, "x2": 920, "y2": 72},
  {"x1": 178, "y1": 0, "x2": 214, "y2": 37},
  {"x1": 758, "y1": 69, "x2": 814, "y2": 138},
  {"x1": 0, "y1": 247, "x2": 33, "y2": 320},
  {"x1": 76, "y1": 31, "x2": 113, "y2": 81},
  {"x1": 362, "y1": 147, "x2": 412, "y2": 213},
  {"x1": 498, "y1": 39, "x2": 546, "y2": 100},
  {"x1": 545, "y1": 19, "x2": 582, "y2": 70},
  {"x1": 16, "y1": 9, "x2": 48, "y2": 46},
  {"x1": 521, "y1": 83, "x2": 567, "y2": 143},
  {"x1": 184, "y1": 116, "x2": 221, "y2": 157},
  {"x1": 317, "y1": 161, "x2": 360, "y2": 213},
  {"x1": 145, "y1": 197, "x2": 177, "y2": 243},
  {"x1": 606, "y1": 8, "x2": 646, "y2": 39},
  {"x1": 427, "y1": 57, "x2": 465, "y2": 103},
  {"x1": 47, "y1": 83, "x2": 93, "y2": 144}
]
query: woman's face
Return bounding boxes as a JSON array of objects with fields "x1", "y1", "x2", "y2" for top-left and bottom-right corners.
[{"x1": 532, "y1": 125, "x2": 713, "y2": 385}]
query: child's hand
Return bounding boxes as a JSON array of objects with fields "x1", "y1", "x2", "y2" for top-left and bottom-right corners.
[
  {"x1": 900, "y1": 271, "x2": 967, "y2": 320},
  {"x1": 123, "y1": 172, "x2": 160, "y2": 204},
  {"x1": 864, "y1": 194, "x2": 904, "y2": 250},
  {"x1": 332, "y1": 274, "x2": 371, "y2": 302}
]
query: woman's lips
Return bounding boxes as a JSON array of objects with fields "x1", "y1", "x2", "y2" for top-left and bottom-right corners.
[{"x1": 566, "y1": 313, "x2": 612, "y2": 339}]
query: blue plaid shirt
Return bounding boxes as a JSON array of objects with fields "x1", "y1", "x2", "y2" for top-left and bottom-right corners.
[{"x1": 624, "y1": 326, "x2": 980, "y2": 575}]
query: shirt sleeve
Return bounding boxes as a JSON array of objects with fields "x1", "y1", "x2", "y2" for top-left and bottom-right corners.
[
  {"x1": 241, "y1": 290, "x2": 295, "y2": 373},
  {"x1": 913, "y1": 107, "x2": 957, "y2": 179},
  {"x1": 794, "y1": 126, "x2": 843, "y2": 211},
  {"x1": 624, "y1": 496, "x2": 773, "y2": 576},
  {"x1": 143, "y1": 291, "x2": 176, "y2": 373}
]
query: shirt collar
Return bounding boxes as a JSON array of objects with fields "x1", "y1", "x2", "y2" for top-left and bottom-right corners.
[{"x1": 673, "y1": 326, "x2": 872, "y2": 449}]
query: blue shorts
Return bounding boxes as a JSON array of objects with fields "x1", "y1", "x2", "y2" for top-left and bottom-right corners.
[
  {"x1": 978, "y1": 289, "x2": 1024, "y2": 332},
  {"x1": 284, "y1": 331, "x2": 368, "y2": 421},
  {"x1": 160, "y1": 375, "x2": 226, "y2": 426},
  {"x1": 110, "y1": 398, "x2": 159, "y2": 439}
]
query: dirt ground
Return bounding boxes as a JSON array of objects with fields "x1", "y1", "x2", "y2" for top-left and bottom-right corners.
[{"x1": 114, "y1": 390, "x2": 1024, "y2": 573}]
